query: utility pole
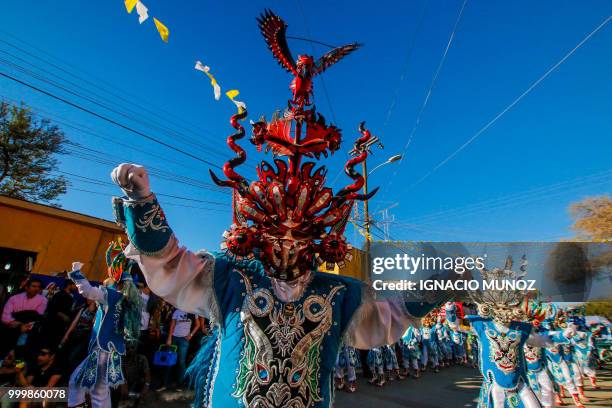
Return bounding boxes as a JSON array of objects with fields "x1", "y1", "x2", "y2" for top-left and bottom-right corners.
[{"x1": 362, "y1": 158, "x2": 371, "y2": 256}]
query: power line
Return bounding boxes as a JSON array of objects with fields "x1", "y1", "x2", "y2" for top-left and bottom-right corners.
[
  {"x1": 286, "y1": 36, "x2": 336, "y2": 49},
  {"x1": 0, "y1": 31, "x2": 232, "y2": 155},
  {"x1": 0, "y1": 49, "x2": 230, "y2": 161},
  {"x1": 381, "y1": 0, "x2": 431, "y2": 133},
  {"x1": 0, "y1": 95, "x2": 255, "y2": 182},
  {"x1": 63, "y1": 145, "x2": 229, "y2": 195},
  {"x1": 386, "y1": 170, "x2": 612, "y2": 230},
  {"x1": 409, "y1": 15, "x2": 612, "y2": 190},
  {"x1": 0, "y1": 70, "x2": 223, "y2": 169},
  {"x1": 292, "y1": 0, "x2": 356, "y2": 190},
  {"x1": 376, "y1": 0, "x2": 468, "y2": 208},
  {"x1": 55, "y1": 170, "x2": 228, "y2": 206},
  {"x1": 69, "y1": 187, "x2": 229, "y2": 213}
]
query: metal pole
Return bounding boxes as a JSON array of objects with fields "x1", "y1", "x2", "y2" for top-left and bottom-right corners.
[{"x1": 362, "y1": 159, "x2": 370, "y2": 277}]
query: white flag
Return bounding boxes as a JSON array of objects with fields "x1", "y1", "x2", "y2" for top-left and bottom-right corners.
[
  {"x1": 195, "y1": 61, "x2": 221, "y2": 100},
  {"x1": 136, "y1": 1, "x2": 149, "y2": 24}
]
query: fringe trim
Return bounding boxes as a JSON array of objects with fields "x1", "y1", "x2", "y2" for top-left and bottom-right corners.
[
  {"x1": 341, "y1": 283, "x2": 375, "y2": 346},
  {"x1": 195, "y1": 250, "x2": 221, "y2": 325}
]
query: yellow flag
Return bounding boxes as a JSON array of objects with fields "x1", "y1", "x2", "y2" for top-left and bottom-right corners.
[
  {"x1": 225, "y1": 90, "x2": 239, "y2": 100},
  {"x1": 153, "y1": 18, "x2": 169, "y2": 43},
  {"x1": 226, "y1": 90, "x2": 247, "y2": 113},
  {"x1": 124, "y1": 0, "x2": 138, "y2": 13}
]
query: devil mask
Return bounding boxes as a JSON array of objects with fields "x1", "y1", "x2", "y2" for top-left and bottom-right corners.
[{"x1": 209, "y1": 10, "x2": 378, "y2": 281}]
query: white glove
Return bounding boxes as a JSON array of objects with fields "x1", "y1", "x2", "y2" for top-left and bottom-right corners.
[
  {"x1": 72, "y1": 261, "x2": 85, "y2": 272},
  {"x1": 563, "y1": 324, "x2": 577, "y2": 338},
  {"x1": 111, "y1": 163, "x2": 151, "y2": 200}
]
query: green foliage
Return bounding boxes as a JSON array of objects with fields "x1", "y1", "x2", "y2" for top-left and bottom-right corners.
[
  {"x1": 584, "y1": 301, "x2": 612, "y2": 319},
  {"x1": 0, "y1": 102, "x2": 68, "y2": 205}
]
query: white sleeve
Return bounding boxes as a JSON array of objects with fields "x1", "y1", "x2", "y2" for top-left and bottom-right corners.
[
  {"x1": 526, "y1": 333, "x2": 554, "y2": 348},
  {"x1": 125, "y1": 236, "x2": 218, "y2": 320},
  {"x1": 344, "y1": 295, "x2": 420, "y2": 349},
  {"x1": 68, "y1": 270, "x2": 107, "y2": 304}
]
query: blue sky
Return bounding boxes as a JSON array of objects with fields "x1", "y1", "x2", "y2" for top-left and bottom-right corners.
[{"x1": 1, "y1": 1, "x2": 611, "y2": 251}]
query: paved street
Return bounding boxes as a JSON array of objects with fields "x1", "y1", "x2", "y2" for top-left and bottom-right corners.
[
  {"x1": 334, "y1": 365, "x2": 612, "y2": 408},
  {"x1": 146, "y1": 365, "x2": 612, "y2": 408}
]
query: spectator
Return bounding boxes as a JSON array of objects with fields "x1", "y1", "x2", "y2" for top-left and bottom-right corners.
[
  {"x1": 157, "y1": 308, "x2": 200, "y2": 391},
  {"x1": 0, "y1": 350, "x2": 20, "y2": 386},
  {"x1": 137, "y1": 283, "x2": 159, "y2": 363},
  {"x1": 111, "y1": 343, "x2": 151, "y2": 408},
  {"x1": 16, "y1": 345, "x2": 63, "y2": 387},
  {"x1": 0, "y1": 278, "x2": 47, "y2": 356},
  {"x1": 42, "y1": 282, "x2": 59, "y2": 299},
  {"x1": 188, "y1": 316, "x2": 209, "y2": 362},
  {"x1": 44, "y1": 280, "x2": 77, "y2": 347},
  {"x1": 59, "y1": 298, "x2": 97, "y2": 375}
]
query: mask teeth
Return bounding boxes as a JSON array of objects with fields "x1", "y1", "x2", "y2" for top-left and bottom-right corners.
[
  {"x1": 220, "y1": 242, "x2": 228, "y2": 249},
  {"x1": 347, "y1": 244, "x2": 353, "y2": 250},
  {"x1": 337, "y1": 261, "x2": 346, "y2": 268},
  {"x1": 345, "y1": 253, "x2": 353, "y2": 261},
  {"x1": 222, "y1": 231, "x2": 230, "y2": 238}
]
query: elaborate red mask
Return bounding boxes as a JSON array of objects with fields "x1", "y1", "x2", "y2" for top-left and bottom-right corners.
[{"x1": 210, "y1": 10, "x2": 377, "y2": 281}]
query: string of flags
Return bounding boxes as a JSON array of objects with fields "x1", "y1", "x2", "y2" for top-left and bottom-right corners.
[
  {"x1": 123, "y1": 2, "x2": 245, "y2": 112},
  {"x1": 124, "y1": 0, "x2": 168, "y2": 42},
  {"x1": 194, "y1": 62, "x2": 247, "y2": 113}
]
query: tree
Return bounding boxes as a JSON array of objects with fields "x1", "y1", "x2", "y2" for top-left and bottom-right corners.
[
  {"x1": 570, "y1": 195, "x2": 612, "y2": 241},
  {"x1": 0, "y1": 102, "x2": 68, "y2": 205},
  {"x1": 584, "y1": 301, "x2": 612, "y2": 319}
]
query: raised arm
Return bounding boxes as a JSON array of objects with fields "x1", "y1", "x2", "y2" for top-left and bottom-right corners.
[
  {"x1": 68, "y1": 262, "x2": 106, "y2": 304},
  {"x1": 528, "y1": 325, "x2": 576, "y2": 348},
  {"x1": 111, "y1": 163, "x2": 218, "y2": 319},
  {"x1": 344, "y1": 287, "x2": 450, "y2": 349}
]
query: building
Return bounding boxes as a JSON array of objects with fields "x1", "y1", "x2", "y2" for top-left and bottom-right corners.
[
  {"x1": 318, "y1": 247, "x2": 368, "y2": 281},
  {"x1": 0, "y1": 195, "x2": 125, "y2": 288}
]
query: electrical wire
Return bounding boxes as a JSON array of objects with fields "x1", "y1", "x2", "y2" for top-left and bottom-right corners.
[
  {"x1": 376, "y1": 0, "x2": 468, "y2": 208},
  {"x1": 409, "y1": 15, "x2": 612, "y2": 190},
  {"x1": 0, "y1": 70, "x2": 223, "y2": 169},
  {"x1": 54, "y1": 170, "x2": 227, "y2": 206},
  {"x1": 0, "y1": 50, "x2": 231, "y2": 162},
  {"x1": 69, "y1": 187, "x2": 229, "y2": 213},
  {"x1": 0, "y1": 32, "x2": 235, "y2": 157}
]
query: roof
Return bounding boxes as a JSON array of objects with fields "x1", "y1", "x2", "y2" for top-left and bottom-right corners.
[{"x1": 0, "y1": 194, "x2": 122, "y2": 232}]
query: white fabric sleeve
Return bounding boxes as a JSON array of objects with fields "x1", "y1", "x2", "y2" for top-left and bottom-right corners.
[
  {"x1": 344, "y1": 292, "x2": 421, "y2": 349},
  {"x1": 124, "y1": 235, "x2": 218, "y2": 320},
  {"x1": 526, "y1": 332, "x2": 554, "y2": 348},
  {"x1": 73, "y1": 276, "x2": 107, "y2": 304}
]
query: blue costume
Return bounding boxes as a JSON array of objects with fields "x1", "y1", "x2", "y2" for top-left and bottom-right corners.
[
  {"x1": 334, "y1": 345, "x2": 358, "y2": 391},
  {"x1": 110, "y1": 193, "x2": 443, "y2": 407},
  {"x1": 108, "y1": 10, "x2": 452, "y2": 406},
  {"x1": 420, "y1": 325, "x2": 440, "y2": 370},
  {"x1": 465, "y1": 316, "x2": 539, "y2": 408},
  {"x1": 67, "y1": 264, "x2": 140, "y2": 408},
  {"x1": 524, "y1": 343, "x2": 553, "y2": 407},
  {"x1": 401, "y1": 326, "x2": 422, "y2": 375}
]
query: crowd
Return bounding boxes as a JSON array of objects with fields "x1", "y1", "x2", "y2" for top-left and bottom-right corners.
[
  {"x1": 334, "y1": 302, "x2": 611, "y2": 408},
  {"x1": 0, "y1": 270, "x2": 610, "y2": 408},
  {"x1": 0, "y1": 270, "x2": 211, "y2": 407}
]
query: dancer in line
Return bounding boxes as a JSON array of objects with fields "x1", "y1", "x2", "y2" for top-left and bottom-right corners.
[{"x1": 67, "y1": 241, "x2": 142, "y2": 408}]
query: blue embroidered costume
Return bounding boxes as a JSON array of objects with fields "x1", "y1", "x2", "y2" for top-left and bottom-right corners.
[{"x1": 108, "y1": 10, "x2": 452, "y2": 407}]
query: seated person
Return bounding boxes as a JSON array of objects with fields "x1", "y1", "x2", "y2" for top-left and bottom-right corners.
[
  {"x1": 0, "y1": 350, "x2": 21, "y2": 386},
  {"x1": 16, "y1": 345, "x2": 63, "y2": 387}
]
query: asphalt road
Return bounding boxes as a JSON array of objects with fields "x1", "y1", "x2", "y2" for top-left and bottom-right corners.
[
  {"x1": 143, "y1": 365, "x2": 612, "y2": 407},
  {"x1": 334, "y1": 365, "x2": 612, "y2": 408}
]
